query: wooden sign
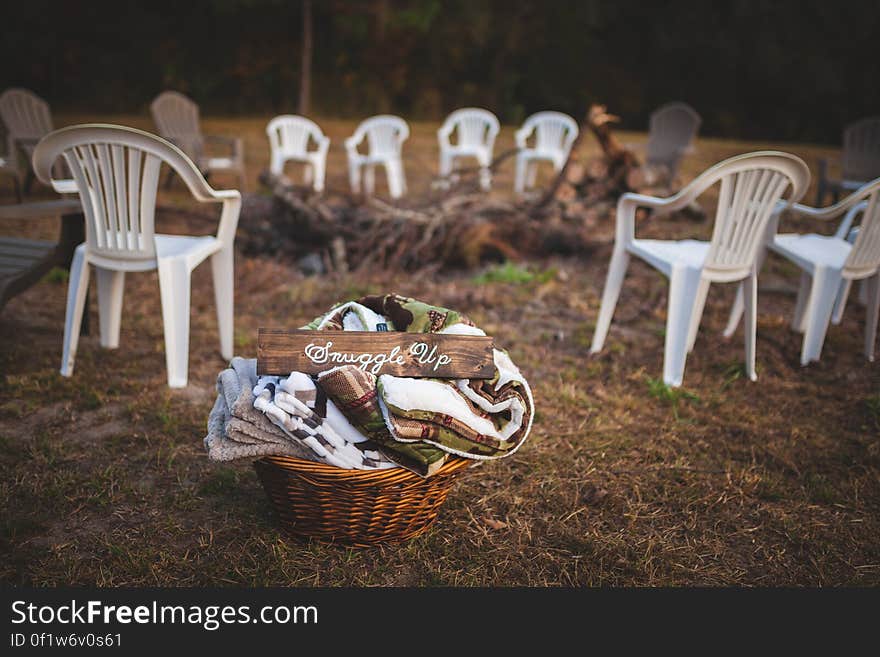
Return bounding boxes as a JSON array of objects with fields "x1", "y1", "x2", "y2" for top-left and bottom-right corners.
[{"x1": 257, "y1": 329, "x2": 495, "y2": 379}]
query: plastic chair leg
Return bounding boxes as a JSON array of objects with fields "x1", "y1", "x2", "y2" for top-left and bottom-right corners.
[
  {"x1": 832, "y1": 278, "x2": 852, "y2": 325},
  {"x1": 439, "y1": 152, "x2": 452, "y2": 177},
  {"x1": 723, "y1": 282, "x2": 744, "y2": 339},
  {"x1": 314, "y1": 160, "x2": 326, "y2": 193},
  {"x1": 385, "y1": 161, "x2": 403, "y2": 199},
  {"x1": 514, "y1": 156, "x2": 527, "y2": 194},
  {"x1": 858, "y1": 278, "x2": 869, "y2": 306},
  {"x1": 303, "y1": 162, "x2": 314, "y2": 187},
  {"x1": 526, "y1": 161, "x2": 538, "y2": 189},
  {"x1": 590, "y1": 247, "x2": 630, "y2": 354},
  {"x1": 865, "y1": 273, "x2": 879, "y2": 362},
  {"x1": 60, "y1": 246, "x2": 90, "y2": 378},
  {"x1": 348, "y1": 163, "x2": 361, "y2": 194},
  {"x1": 95, "y1": 267, "x2": 125, "y2": 349},
  {"x1": 723, "y1": 247, "x2": 768, "y2": 338},
  {"x1": 479, "y1": 167, "x2": 491, "y2": 191},
  {"x1": 157, "y1": 257, "x2": 192, "y2": 388},
  {"x1": 663, "y1": 265, "x2": 702, "y2": 387},
  {"x1": 399, "y1": 159, "x2": 408, "y2": 195},
  {"x1": 792, "y1": 271, "x2": 812, "y2": 334},
  {"x1": 800, "y1": 266, "x2": 842, "y2": 365},
  {"x1": 687, "y1": 278, "x2": 711, "y2": 353},
  {"x1": 743, "y1": 273, "x2": 758, "y2": 381},
  {"x1": 211, "y1": 246, "x2": 234, "y2": 361},
  {"x1": 364, "y1": 165, "x2": 376, "y2": 196},
  {"x1": 477, "y1": 153, "x2": 491, "y2": 190}
]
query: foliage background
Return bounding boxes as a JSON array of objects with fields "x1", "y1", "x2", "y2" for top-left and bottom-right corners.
[{"x1": 1, "y1": 0, "x2": 877, "y2": 143}]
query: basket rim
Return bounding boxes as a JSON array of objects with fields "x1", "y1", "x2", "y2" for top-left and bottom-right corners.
[{"x1": 257, "y1": 453, "x2": 472, "y2": 482}]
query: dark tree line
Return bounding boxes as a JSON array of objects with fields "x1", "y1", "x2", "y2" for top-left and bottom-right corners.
[{"x1": 1, "y1": 0, "x2": 877, "y2": 144}]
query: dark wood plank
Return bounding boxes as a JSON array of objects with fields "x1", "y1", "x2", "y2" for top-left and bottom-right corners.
[
  {"x1": 0, "y1": 237, "x2": 57, "y2": 252},
  {"x1": 0, "y1": 253, "x2": 53, "y2": 267},
  {"x1": 0, "y1": 199, "x2": 81, "y2": 220},
  {"x1": 258, "y1": 329, "x2": 495, "y2": 378}
]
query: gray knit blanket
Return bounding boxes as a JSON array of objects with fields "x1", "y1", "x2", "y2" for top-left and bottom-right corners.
[{"x1": 204, "y1": 357, "x2": 395, "y2": 469}]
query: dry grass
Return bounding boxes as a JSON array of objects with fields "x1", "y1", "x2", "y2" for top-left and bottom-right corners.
[{"x1": 0, "y1": 115, "x2": 877, "y2": 586}]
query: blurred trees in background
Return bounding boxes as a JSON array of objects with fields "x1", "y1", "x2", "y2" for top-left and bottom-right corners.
[{"x1": 1, "y1": 0, "x2": 877, "y2": 143}]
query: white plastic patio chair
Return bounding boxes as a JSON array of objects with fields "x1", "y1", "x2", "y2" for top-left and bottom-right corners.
[
  {"x1": 32, "y1": 124, "x2": 242, "y2": 388},
  {"x1": 0, "y1": 88, "x2": 54, "y2": 196},
  {"x1": 345, "y1": 115, "x2": 409, "y2": 199},
  {"x1": 514, "y1": 111, "x2": 578, "y2": 194},
  {"x1": 816, "y1": 117, "x2": 880, "y2": 205},
  {"x1": 150, "y1": 91, "x2": 246, "y2": 191},
  {"x1": 437, "y1": 108, "x2": 500, "y2": 191},
  {"x1": 723, "y1": 178, "x2": 880, "y2": 364},
  {"x1": 266, "y1": 115, "x2": 330, "y2": 192},
  {"x1": 590, "y1": 151, "x2": 810, "y2": 387}
]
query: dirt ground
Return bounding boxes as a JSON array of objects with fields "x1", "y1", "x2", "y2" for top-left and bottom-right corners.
[{"x1": 1, "y1": 115, "x2": 877, "y2": 586}]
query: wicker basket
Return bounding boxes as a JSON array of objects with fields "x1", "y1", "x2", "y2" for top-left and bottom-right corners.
[{"x1": 253, "y1": 455, "x2": 471, "y2": 546}]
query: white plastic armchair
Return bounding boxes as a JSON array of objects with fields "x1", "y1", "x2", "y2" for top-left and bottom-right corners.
[
  {"x1": 437, "y1": 108, "x2": 500, "y2": 191},
  {"x1": 150, "y1": 91, "x2": 246, "y2": 191},
  {"x1": 32, "y1": 124, "x2": 242, "y2": 388},
  {"x1": 514, "y1": 111, "x2": 578, "y2": 194},
  {"x1": 723, "y1": 178, "x2": 880, "y2": 364},
  {"x1": 266, "y1": 115, "x2": 330, "y2": 192},
  {"x1": 345, "y1": 115, "x2": 409, "y2": 199},
  {"x1": 816, "y1": 117, "x2": 880, "y2": 205},
  {"x1": 0, "y1": 88, "x2": 54, "y2": 196},
  {"x1": 590, "y1": 151, "x2": 810, "y2": 387}
]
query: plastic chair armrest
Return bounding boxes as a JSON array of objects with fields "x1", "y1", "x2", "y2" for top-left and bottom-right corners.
[{"x1": 203, "y1": 189, "x2": 242, "y2": 246}]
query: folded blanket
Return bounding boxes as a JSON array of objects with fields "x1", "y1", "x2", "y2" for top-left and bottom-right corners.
[
  {"x1": 204, "y1": 357, "x2": 315, "y2": 462},
  {"x1": 317, "y1": 365, "x2": 449, "y2": 477},
  {"x1": 379, "y1": 347, "x2": 533, "y2": 460},
  {"x1": 253, "y1": 376, "x2": 395, "y2": 470},
  {"x1": 204, "y1": 357, "x2": 395, "y2": 470}
]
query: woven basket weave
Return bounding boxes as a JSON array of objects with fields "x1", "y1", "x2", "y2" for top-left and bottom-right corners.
[{"x1": 253, "y1": 455, "x2": 471, "y2": 546}]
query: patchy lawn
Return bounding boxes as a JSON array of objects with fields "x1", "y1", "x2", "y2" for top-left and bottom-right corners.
[{"x1": 0, "y1": 116, "x2": 877, "y2": 586}]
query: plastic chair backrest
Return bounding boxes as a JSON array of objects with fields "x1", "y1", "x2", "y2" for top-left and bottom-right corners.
[
  {"x1": 352, "y1": 115, "x2": 408, "y2": 157},
  {"x1": 692, "y1": 152, "x2": 810, "y2": 279},
  {"x1": 267, "y1": 115, "x2": 323, "y2": 155},
  {"x1": 646, "y1": 102, "x2": 701, "y2": 169},
  {"x1": 840, "y1": 177, "x2": 880, "y2": 278},
  {"x1": 32, "y1": 124, "x2": 219, "y2": 262},
  {"x1": 442, "y1": 108, "x2": 499, "y2": 148},
  {"x1": 0, "y1": 88, "x2": 54, "y2": 157},
  {"x1": 266, "y1": 115, "x2": 325, "y2": 174},
  {"x1": 522, "y1": 111, "x2": 578, "y2": 155},
  {"x1": 842, "y1": 117, "x2": 880, "y2": 183}
]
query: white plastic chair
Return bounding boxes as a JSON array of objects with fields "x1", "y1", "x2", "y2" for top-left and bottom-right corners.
[
  {"x1": 345, "y1": 115, "x2": 409, "y2": 199},
  {"x1": 590, "y1": 151, "x2": 810, "y2": 387},
  {"x1": 32, "y1": 124, "x2": 242, "y2": 388},
  {"x1": 0, "y1": 88, "x2": 54, "y2": 196},
  {"x1": 816, "y1": 117, "x2": 880, "y2": 205},
  {"x1": 437, "y1": 108, "x2": 500, "y2": 191},
  {"x1": 723, "y1": 178, "x2": 880, "y2": 364},
  {"x1": 150, "y1": 91, "x2": 246, "y2": 190},
  {"x1": 266, "y1": 115, "x2": 330, "y2": 192},
  {"x1": 514, "y1": 111, "x2": 578, "y2": 194}
]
